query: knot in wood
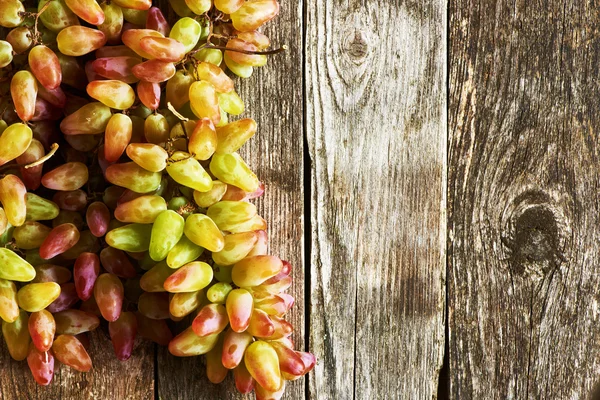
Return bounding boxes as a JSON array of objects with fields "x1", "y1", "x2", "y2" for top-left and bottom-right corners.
[
  {"x1": 500, "y1": 190, "x2": 569, "y2": 277},
  {"x1": 343, "y1": 30, "x2": 369, "y2": 62}
]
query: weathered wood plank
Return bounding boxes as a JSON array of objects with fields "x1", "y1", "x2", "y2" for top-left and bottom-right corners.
[
  {"x1": 449, "y1": 1, "x2": 600, "y2": 398},
  {"x1": 0, "y1": 330, "x2": 154, "y2": 400},
  {"x1": 156, "y1": 1, "x2": 306, "y2": 399},
  {"x1": 306, "y1": 0, "x2": 447, "y2": 398}
]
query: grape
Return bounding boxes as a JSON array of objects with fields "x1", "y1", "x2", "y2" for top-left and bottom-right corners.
[
  {"x1": 25, "y1": 193, "x2": 60, "y2": 221},
  {"x1": 86, "y1": 202, "x2": 111, "y2": 237},
  {"x1": 166, "y1": 151, "x2": 213, "y2": 191},
  {"x1": 255, "y1": 381, "x2": 286, "y2": 400},
  {"x1": 91, "y1": 56, "x2": 141, "y2": 83},
  {"x1": 29, "y1": 45, "x2": 62, "y2": 90},
  {"x1": 224, "y1": 52, "x2": 254, "y2": 78},
  {"x1": 163, "y1": 261, "x2": 213, "y2": 292},
  {"x1": 225, "y1": 288, "x2": 253, "y2": 333},
  {"x1": 0, "y1": 123, "x2": 32, "y2": 166},
  {"x1": 210, "y1": 152, "x2": 260, "y2": 192},
  {"x1": 47, "y1": 282, "x2": 79, "y2": 313},
  {"x1": 111, "y1": 0, "x2": 151, "y2": 11},
  {"x1": 231, "y1": 0, "x2": 280, "y2": 32},
  {"x1": 105, "y1": 223, "x2": 152, "y2": 252},
  {"x1": 207, "y1": 201, "x2": 257, "y2": 231},
  {"x1": 0, "y1": 279, "x2": 19, "y2": 323},
  {"x1": 193, "y1": 181, "x2": 228, "y2": 208},
  {"x1": 0, "y1": 175, "x2": 27, "y2": 228},
  {"x1": 132, "y1": 59, "x2": 176, "y2": 83},
  {"x1": 195, "y1": 62, "x2": 235, "y2": 93},
  {"x1": 219, "y1": 90, "x2": 245, "y2": 115},
  {"x1": 212, "y1": 232, "x2": 258, "y2": 266},
  {"x1": 2, "y1": 310, "x2": 30, "y2": 361},
  {"x1": 189, "y1": 80, "x2": 221, "y2": 124},
  {"x1": 32, "y1": 264, "x2": 72, "y2": 284},
  {"x1": 5, "y1": 27, "x2": 31, "y2": 54},
  {"x1": 137, "y1": 80, "x2": 162, "y2": 110},
  {"x1": 126, "y1": 143, "x2": 168, "y2": 172},
  {"x1": 214, "y1": 0, "x2": 244, "y2": 14},
  {"x1": 28, "y1": 310, "x2": 55, "y2": 352},
  {"x1": 105, "y1": 162, "x2": 162, "y2": 193},
  {"x1": 206, "y1": 282, "x2": 233, "y2": 304},
  {"x1": 52, "y1": 334, "x2": 92, "y2": 372},
  {"x1": 149, "y1": 210, "x2": 185, "y2": 261},
  {"x1": 17, "y1": 282, "x2": 61, "y2": 312},
  {"x1": 244, "y1": 341, "x2": 282, "y2": 392},
  {"x1": 169, "y1": 17, "x2": 202, "y2": 53},
  {"x1": 216, "y1": 119, "x2": 257, "y2": 154},
  {"x1": 100, "y1": 247, "x2": 137, "y2": 278},
  {"x1": 38, "y1": 0, "x2": 79, "y2": 32},
  {"x1": 87, "y1": 80, "x2": 136, "y2": 110},
  {"x1": 166, "y1": 235, "x2": 203, "y2": 269},
  {"x1": 188, "y1": 118, "x2": 217, "y2": 160},
  {"x1": 166, "y1": 70, "x2": 194, "y2": 110},
  {"x1": 11, "y1": 71, "x2": 38, "y2": 122},
  {"x1": 140, "y1": 37, "x2": 186, "y2": 62},
  {"x1": 169, "y1": 290, "x2": 202, "y2": 318},
  {"x1": 183, "y1": 213, "x2": 224, "y2": 252},
  {"x1": 27, "y1": 345, "x2": 55, "y2": 386},
  {"x1": 52, "y1": 190, "x2": 88, "y2": 211},
  {"x1": 225, "y1": 38, "x2": 267, "y2": 67},
  {"x1": 54, "y1": 309, "x2": 100, "y2": 335},
  {"x1": 57, "y1": 26, "x2": 107, "y2": 56},
  {"x1": 94, "y1": 273, "x2": 124, "y2": 322},
  {"x1": 0, "y1": 0, "x2": 25, "y2": 27},
  {"x1": 192, "y1": 304, "x2": 228, "y2": 336},
  {"x1": 13, "y1": 221, "x2": 51, "y2": 249},
  {"x1": 255, "y1": 294, "x2": 294, "y2": 318},
  {"x1": 169, "y1": 327, "x2": 219, "y2": 356},
  {"x1": 222, "y1": 329, "x2": 253, "y2": 369},
  {"x1": 105, "y1": 113, "x2": 133, "y2": 162},
  {"x1": 0, "y1": 40, "x2": 13, "y2": 67},
  {"x1": 108, "y1": 311, "x2": 137, "y2": 361},
  {"x1": 74, "y1": 253, "x2": 100, "y2": 301},
  {"x1": 146, "y1": 7, "x2": 170, "y2": 35},
  {"x1": 65, "y1": 0, "x2": 105, "y2": 25},
  {"x1": 234, "y1": 362, "x2": 255, "y2": 394},
  {"x1": 60, "y1": 102, "x2": 112, "y2": 135},
  {"x1": 122, "y1": 29, "x2": 164, "y2": 59},
  {"x1": 39, "y1": 223, "x2": 80, "y2": 259},
  {"x1": 99, "y1": 3, "x2": 124, "y2": 43},
  {"x1": 144, "y1": 113, "x2": 170, "y2": 144}
]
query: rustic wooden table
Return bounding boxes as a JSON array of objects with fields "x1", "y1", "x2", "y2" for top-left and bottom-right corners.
[{"x1": 4, "y1": 0, "x2": 598, "y2": 398}]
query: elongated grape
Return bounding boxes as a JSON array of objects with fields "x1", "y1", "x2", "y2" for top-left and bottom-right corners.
[
  {"x1": 206, "y1": 282, "x2": 233, "y2": 304},
  {"x1": 222, "y1": 328, "x2": 253, "y2": 369},
  {"x1": 169, "y1": 290, "x2": 202, "y2": 318},
  {"x1": 100, "y1": 247, "x2": 137, "y2": 278},
  {"x1": 17, "y1": 282, "x2": 61, "y2": 312},
  {"x1": 0, "y1": 175, "x2": 27, "y2": 227},
  {"x1": 92, "y1": 56, "x2": 141, "y2": 83},
  {"x1": 107, "y1": 311, "x2": 136, "y2": 361},
  {"x1": 206, "y1": 201, "x2": 257, "y2": 231},
  {"x1": 140, "y1": 261, "x2": 173, "y2": 292},
  {"x1": 166, "y1": 70, "x2": 194, "y2": 110},
  {"x1": 60, "y1": 102, "x2": 112, "y2": 135},
  {"x1": 0, "y1": 279, "x2": 18, "y2": 323},
  {"x1": 39, "y1": 0, "x2": 79, "y2": 32},
  {"x1": 2, "y1": 310, "x2": 30, "y2": 361},
  {"x1": 149, "y1": 210, "x2": 185, "y2": 261},
  {"x1": 146, "y1": 7, "x2": 170, "y2": 35},
  {"x1": 163, "y1": 261, "x2": 213, "y2": 293},
  {"x1": 104, "y1": 113, "x2": 133, "y2": 162},
  {"x1": 13, "y1": 221, "x2": 51, "y2": 249},
  {"x1": 137, "y1": 80, "x2": 160, "y2": 110},
  {"x1": 27, "y1": 345, "x2": 55, "y2": 386},
  {"x1": 28, "y1": 45, "x2": 61, "y2": 90},
  {"x1": 132, "y1": 59, "x2": 176, "y2": 83},
  {"x1": 140, "y1": 36, "x2": 185, "y2": 62},
  {"x1": 74, "y1": 253, "x2": 100, "y2": 301},
  {"x1": 11, "y1": 71, "x2": 38, "y2": 122},
  {"x1": 166, "y1": 151, "x2": 213, "y2": 191},
  {"x1": 224, "y1": 52, "x2": 253, "y2": 78},
  {"x1": 225, "y1": 38, "x2": 267, "y2": 67},
  {"x1": 168, "y1": 327, "x2": 219, "y2": 356},
  {"x1": 106, "y1": 162, "x2": 162, "y2": 193},
  {"x1": 52, "y1": 190, "x2": 87, "y2": 211},
  {"x1": 144, "y1": 113, "x2": 170, "y2": 144},
  {"x1": 54, "y1": 310, "x2": 99, "y2": 335},
  {"x1": 111, "y1": 0, "x2": 151, "y2": 10},
  {"x1": 219, "y1": 90, "x2": 245, "y2": 115},
  {"x1": 183, "y1": 213, "x2": 224, "y2": 252},
  {"x1": 57, "y1": 26, "x2": 107, "y2": 56},
  {"x1": 28, "y1": 310, "x2": 55, "y2": 352},
  {"x1": 0, "y1": 123, "x2": 32, "y2": 166},
  {"x1": 25, "y1": 194, "x2": 60, "y2": 222},
  {"x1": 210, "y1": 152, "x2": 259, "y2": 192},
  {"x1": 0, "y1": 0, "x2": 24, "y2": 27},
  {"x1": 86, "y1": 202, "x2": 110, "y2": 237},
  {"x1": 61, "y1": 230, "x2": 100, "y2": 260},
  {"x1": 195, "y1": 62, "x2": 234, "y2": 93},
  {"x1": 87, "y1": 80, "x2": 135, "y2": 110},
  {"x1": 32, "y1": 264, "x2": 71, "y2": 284},
  {"x1": 193, "y1": 181, "x2": 228, "y2": 208},
  {"x1": 189, "y1": 80, "x2": 220, "y2": 124},
  {"x1": 113, "y1": 195, "x2": 166, "y2": 225},
  {"x1": 94, "y1": 273, "x2": 124, "y2": 322},
  {"x1": 52, "y1": 334, "x2": 92, "y2": 372},
  {"x1": 216, "y1": 119, "x2": 257, "y2": 154},
  {"x1": 214, "y1": 0, "x2": 243, "y2": 14},
  {"x1": 192, "y1": 304, "x2": 228, "y2": 337},
  {"x1": 231, "y1": 0, "x2": 280, "y2": 32},
  {"x1": 126, "y1": 143, "x2": 168, "y2": 172},
  {"x1": 42, "y1": 162, "x2": 88, "y2": 191},
  {"x1": 234, "y1": 362, "x2": 255, "y2": 394},
  {"x1": 122, "y1": 29, "x2": 164, "y2": 58},
  {"x1": 188, "y1": 118, "x2": 217, "y2": 160},
  {"x1": 244, "y1": 341, "x2": 282, "y2": 392},
  {"x1": 169, "y1": 17, "x2": 201, "y2": 53},
  {"x1": 166, "y1": 235, "x2": 203, "y2": 269},
  {"x1": 212, "y1": 232, "x2": 258, "y2": 266},
  {"x1": 99, "y1": 3, "x2": 123, "y2": 43},
  {"x1": 106, "y1": 223, "x2": 152, "y2": 252}
]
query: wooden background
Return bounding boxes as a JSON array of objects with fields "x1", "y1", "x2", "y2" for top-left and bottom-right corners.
[{"x1": 5, "y1": 0, "x2": 600, "y2": 398}]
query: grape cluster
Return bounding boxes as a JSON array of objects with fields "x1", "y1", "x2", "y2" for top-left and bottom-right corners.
[{"x1": 0, "y1": 0, "x2": 313, "y2": 398}]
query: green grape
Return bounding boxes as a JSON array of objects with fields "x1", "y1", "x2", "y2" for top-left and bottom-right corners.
[
  {"x1": 60, "y1": 102, "x2": 112, "y2": 135},
  {"x1": 184, "y1": 0, "x2": 210, "y2": 15},
  {"x1": 218, "y1": 91, "x2": 245, "y2": 115},
  {"x1": 13, "y1": 221, "x2": 51, "y2": 249},
  {"x1": 6, "y1": 27, "x2": 32, "y2": 54},
  {"x1": 166, "y1": 235, "x2": 203, "y2": 269},
  {"x1": 193, "y1": 48, "x2": 223, "y2": 66},
  {"x1": 169, "y1": 17, "x2": 202, "y2": 53},
  {"x1": 209, "y1": 152, "x2": 260, "y2": 192},
  {"x1": 184, "y1": 213, "x2": 225, "y2": 252},
  {"x1": 38, "y1": 0, "x2": 79, "y2": 32},
  {"x1": 206, "y1": 282, "x2": 233, "y2": 304},
  {"x1": 0, "y1": 40, "x2": 13, "y2": 67},
  {"x1": 167, "y1": 197, "x2": 190, "y2": 213},
  {"x1": 215, "y1": 119, "x2": 256, "y2": 154},
  {"x1": 166, "y1": 151, "x2": 213, "y2": 192},
  {"x1": 144, "y1": 113, "x2": 170, "y2": 144},
  {"x1": 105, "y1": 162, "x2": 163, "y2": 193},
  {"x1": 206, "y1": 201, "x2": 257, "y2": 231},
  {"x1": 98, "y1": 3, "x2": 123, "y2": 43},
  {"x1": 224, "y1": 52, "x2": 253, "y2": 78},
  {"x1": 168, "y1": 0, "x2": 194, "y2": 18},
  {"x1": 193, "y1": 181, "x2": 228, "y2": 208},
  {"x1": 163, "y1": 261, "x2": 213, "y2": 292},
  {"x1": 25, "y1": 193, "x2": 60, "y2": 221},
  {"x1": 149, "y1": 210, "x2": 185, "y2": 261},
  {"x1": 2, "y1": 310, "x2": 30, "y2": 361},
  {"x1": 106, "y1": 224, "x2": 152, "y2": 252},
  {"x1": 121, "y1": 8, "x2": 148, "y2": 25}
]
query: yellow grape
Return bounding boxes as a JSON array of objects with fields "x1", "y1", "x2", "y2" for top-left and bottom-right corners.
[
  {"x1": 104, "y1": 114, "x2": 133, "y2": 162},
  {"x1": 193, "y1": 48, "x2": 223, "y2": 66},
  {"x1": 0, "y1": 40, "x2": 13, "y2": 67},
  {"x1": 209, "y1": 152, "x2": 260, "y2": 192},
  {"x1": 188, "y1": 118, "x2": 217, "y2": 160},
  {"x1": 11, "y1": 71, "x2": 38, "y2": 122},
  {"x1": 0, "y1": 0, "x2": 25, "y2": 28},
  {"x1": 214, "y1": 0, "x2": 244, "y2": 14},
  {"x1": 144, "y1": 113, "x2": 170, "y2": 144},
  {"x1": 189, "y1": 80, "x2": 221, "y2": 124},
  {"x1": 57, "y1": 26, "x2": 107, "y2": 56},
  {"x1": 193, "y1": 181, "x2": 228, "y2": 208},
  {"x1": 169, "y1": 17, "x2": 201, "y2": 53},
  {"x1": 183, "y1": 0, "x2": 210, "y2": 15},
  {"x1": 183, "y1": 213, "x2": 224, "y2": 252},
  {"x1": 166, "y1": 70, "x2": 194, "y2": 110},
  {"x1": 0, "y1": 175, "x2": 27, "y2": 227},
  {"x1": 98, "y1": 3, "x2": 124, "y2": 44},
  {"x1": 194, "y1": 62, "x2": 234, "y2": 93},
  {"x1": 215, "y1": 119, "x2": 256, "y2": 154},
  {"x1": 87, "y1": 80, "x2": 135, "y2": 110},
  {"x1": 64, "y1": 0, "x2": 105, "y2": 25},
  {"x1": 230, "y1": 0, "x2": 280, "y2": 32},
  {"x1": 218, "y1": 91, "x2": 245, "y2": 115},
  {"x1": 105, "y1": 162, "x2": 162, "y2": 193},
  {"x1": 166, "y1": 151, "x2": 213, "y2": 192},
  {"x1": 111, "y1": 0, "x2": 151, "y2": 11},
  {"x1": 126, "y1": 143, "x2": 168, "y2": 172},
  {"x1": 0, "y1": 123, "x2": 32, "y2": 166}
]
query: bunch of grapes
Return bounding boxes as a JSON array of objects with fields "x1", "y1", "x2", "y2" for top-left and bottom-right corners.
[{"x1": 0, "y1": 0, "x2": 314, "y2": 398}]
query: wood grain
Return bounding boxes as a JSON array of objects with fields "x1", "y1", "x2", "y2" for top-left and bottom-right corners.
[
  {"x1": 448, "y1": 0, "x2": 600, "y2": 398},
  {"x1": 156, "y1": 1, "x2": 306, "y2": 399},
  {"x1": 306, "y1": 0, "x2": 447, "y2": 398}
]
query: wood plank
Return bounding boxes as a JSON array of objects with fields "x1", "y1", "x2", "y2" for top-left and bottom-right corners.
[
  {"x1": 306, "y1": 0, "x2": 447, "y2": 398},
  {"x1": 448, "y1": 0, "x2": 600, "y2": 398},
  {"x1": 156, "y1": 1, "x2": 306, "y2": 399},
  {"x1": 0, "y1": 330, "x2": 154, "y2": 400}
]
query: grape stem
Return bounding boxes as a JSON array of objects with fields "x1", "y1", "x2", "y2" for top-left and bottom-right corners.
[
  {"x1": 167, "y1": 102, "x2": 189, "y2": 122},
  {"x1": 205, "y1": 44, "x2": 288, "y2": 56},
  {"x1": 24, "y1": 143, "x2": 59, "y2": 169}
]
